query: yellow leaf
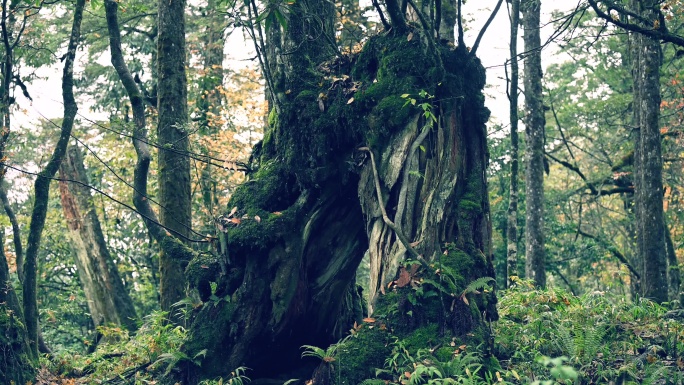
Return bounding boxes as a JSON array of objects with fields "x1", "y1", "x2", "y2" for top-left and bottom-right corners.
[
  {"x1": 363, "y1": 317, "x2": 376, "y2": 323},
  {"x1": 347, "y1": 97, "x2": 354, "y2": 104}
]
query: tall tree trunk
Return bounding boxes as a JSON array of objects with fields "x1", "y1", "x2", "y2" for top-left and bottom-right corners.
[
  {"x1": 522, "y1": 0, "x2": 546, "y2": 288},
  {"x1": 506, "y1": 0, "x2": 520, "y2": 288},
  {"x1": 195, "y1": 0, "x2": 224, "y2": 231},
  {"x1": 630, "y1": 0, "x2": 667, "y2": 302},
  {"x1": 22, "y1": 0, "x2": 84, "y2": 355},
  {"x1": 157, "y1": 0, "x2": 191, "y2": 318},
  {"x1": 58, "y1": 143, "x2": 138, "y2": 332},
  {"x1": 174, "y1": 1, "x2": 497, "y2": 381}
]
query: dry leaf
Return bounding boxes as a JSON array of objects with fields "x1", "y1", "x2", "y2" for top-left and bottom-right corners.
[
  {"x1": 273, "y1": 211, "x2": 283, "y2": 216},
  {"x1": 396, "y1": 267, "x2": 411, "y2": 288},
  {"x1": 363, "y1": 317, "x2": 376, "y2": 323},
  {"x1": 229, "y1": 206, "x2": 238, "y2": 217},
  {"x1": 255, "y1": 215, "x2": 261, "y2": 223},
  {"x1": 347, "y1": 97, "x2": 354, "y2": 104},
  {"x1": 407, "y1": 32, "x2": 414, "y2": 41}
]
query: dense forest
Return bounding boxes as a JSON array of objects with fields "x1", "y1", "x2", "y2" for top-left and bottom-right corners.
[{"x1": 1, "y1": 0, "x2": 684, "y2": 384}]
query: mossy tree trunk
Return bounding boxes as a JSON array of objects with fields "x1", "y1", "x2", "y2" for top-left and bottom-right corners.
[
  {"x1": 174, "y1": 1, "x2": 497, "y2": 381},
  {"x1": 176, "y1": 10, "x2": 496, "y2": 383},
  {"x1": 0, "y1": 231, "x2": 36, "y2": 385},
  {"x1": 629, "y1": 0, "x2": 668, "y2": 303},
  {"x1": 157, "y1": 0, "x2": 191, "y2": 319},
  {"x1": 521, "y1": 0, "x2": 546, "y2": 288},
  {"x1": 58, "y1": 143, "x2": 138, "y2": 332}
]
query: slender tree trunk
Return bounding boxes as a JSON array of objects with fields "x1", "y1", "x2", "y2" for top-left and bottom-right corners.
[
  {"x1": 630, "y1": 0, "x2": 667, "y2": 302},
  {"x1": 522, "y1": 0, "x2": 545, "y2": 288},
  {"x1": 58, "y1": 144, "x2": 138, "y2": 332},
  {"x1": 196, "y1": 0, "x2": 224, "y2": 230},
  {"x1": 157, "y1": 0, "x2": 191, "y2": 318},
  {"x1": 0, "y1": 230, "x2": 36, "y2": 384},
  {"x1": 22, "y1": 0, "x2": 84, "y2": 355},
  {"x1": 0, "y1": 184, "x2": 22, "y2": 280},
  {"x1": 506, "y1": 0, "x2": 520, "y2": 287}
]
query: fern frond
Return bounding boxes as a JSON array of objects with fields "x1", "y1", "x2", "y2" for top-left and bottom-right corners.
[{"x1": 462, "y1": 277, "x2": 495, "y2": 295}]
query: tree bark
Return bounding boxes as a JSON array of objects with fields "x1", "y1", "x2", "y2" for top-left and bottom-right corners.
[
  {"x1": 522, "y1": 0, "x2": 546, "y2": 288},
  {"x1": 157, "y1": 0, "x2": 191, "y2": 319},
  {"x1": 22, "y1": 0, "x2": 84, "y2": 355},
  {"x1": 506, "y1": 0, "x2": 520, "y2": 287},
  {"x1": 0, "y1": 183, "x2": 22, "y2": 281},
  {"x1": 195, "y1": 0, "x2": 224, "y2": 231},
  {"x1": 630, "y1": 0, "x2": 667, "y2": 303},
  {"x1": 175, "y1": 6, "x2": 497, "y2": 382},
  {"x1": 58, "y1": 143, "x2": 138, "y2": 332}
]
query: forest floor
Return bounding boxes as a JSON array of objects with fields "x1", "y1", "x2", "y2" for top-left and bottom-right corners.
[{"x1": 37, "y1": 280, "x2": 684, "y2": 385}]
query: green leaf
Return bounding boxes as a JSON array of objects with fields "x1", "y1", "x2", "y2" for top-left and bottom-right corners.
[{"x1": 273, "y1": 8, "x2": 288, "y2": 29}]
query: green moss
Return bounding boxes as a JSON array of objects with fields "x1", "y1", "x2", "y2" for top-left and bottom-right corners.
[
  {"x1": 458, "y1": 199, "x2": 481, "y2": 214},
  {"x1": 229, "y1": 161, "x2": 298, "y2": 213},
  {"x1": 401, "y1": 324, "x2": 441, "y2": 352},
  {"x1": 267, "y1": 107, "x2": 278, "y2": 128},
  {"x1": 335, "y1": 326, "x2": 392, "y2": 385},
  {"x1": 185, "y1": 252, "x2": 221, "y2": 289}
]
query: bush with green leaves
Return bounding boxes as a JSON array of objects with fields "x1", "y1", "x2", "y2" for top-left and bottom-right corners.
[{"x1": 495, "y1": 280, "x2": 684, "y2": 384}]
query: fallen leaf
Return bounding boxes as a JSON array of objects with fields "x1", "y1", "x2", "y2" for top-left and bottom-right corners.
[
  {"x1": 229, "y1": 206, "x2": 238, "y2": 217},
  {"x1": 363, "y1": 317, "x2": 376, "y2": 323},
  {"x1": 273, "y1": 211, "x2": 283, "y2": 216},
  {"x1": 255, "y1": 215, "x2": 261, "y2": 223},
  {"x1": 396, "y1": 267, "x2": 411, "y2": 288},
  {"x1": 347, "y1": 97, "x2": 354, "y2": 104},
  {"x1": 407, "y1": 32, "x2": 413, "y2": 41},
  {"x1": 201, "y1": 265, "x2": 209, "y2": 269}
]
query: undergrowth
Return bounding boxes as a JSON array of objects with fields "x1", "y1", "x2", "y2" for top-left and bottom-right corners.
[{"x1": 39, "y1": 280, "x2": 684, "y2": 384}]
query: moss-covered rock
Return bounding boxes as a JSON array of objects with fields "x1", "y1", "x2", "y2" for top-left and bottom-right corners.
[{"x1": 334, "y1": 325, "x2": 392, "y2": 385}]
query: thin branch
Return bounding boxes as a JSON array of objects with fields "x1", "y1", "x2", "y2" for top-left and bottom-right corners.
[
  {"x1": 469, "y1": 0, "x2": 504, "y2": 58},
  {"x1": 586, "y1": 0, "x2": 684, "y2": 47}
]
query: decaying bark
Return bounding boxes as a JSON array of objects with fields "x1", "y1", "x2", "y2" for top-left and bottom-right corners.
[
  {"x1": 58, "y1": 144, "x2": 138, "y2": 332},
  {"x1": 522, "y1": 0, "x2": 546, "y2": 288}
]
